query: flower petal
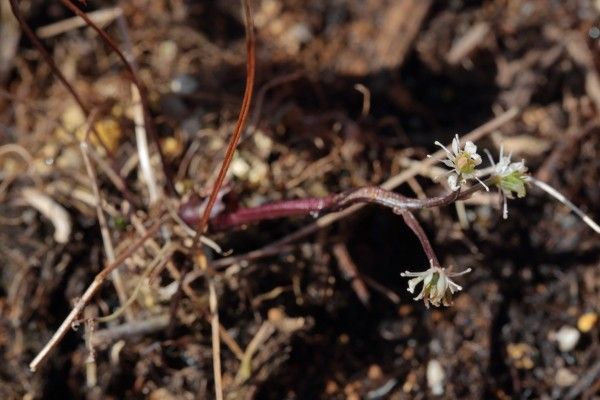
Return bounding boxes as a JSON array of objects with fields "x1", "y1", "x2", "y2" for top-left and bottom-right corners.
[
  {"x1": 435, "y1": 274, "x2": 447, "y2": 301},
  {"x1": 407, "y1": 277, "x2": 424, "y2": 293},
  {"x1": 464, "y1": 141, "x2": 477, "y2": 154},
  {"x1": 452, "y1": 135, "x2": 460, "y2": 155},
  {"x1": 447, "y1": 174, "x2": 459, "y2": 191}
]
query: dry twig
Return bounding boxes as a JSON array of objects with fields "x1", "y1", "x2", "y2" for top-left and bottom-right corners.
[
  {"x1": 29, "y1": 219, "x2": 163, "y2": 371},
  {"x1": 80, "y1": 111, "x2": 133, "y2": 321}
]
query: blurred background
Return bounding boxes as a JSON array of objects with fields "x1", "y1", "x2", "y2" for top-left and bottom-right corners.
[{"x1": 1, "y1": 0, "x2": 599, "y2": 398}]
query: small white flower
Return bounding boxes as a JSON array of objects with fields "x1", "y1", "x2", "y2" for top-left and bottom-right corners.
[
  {"x1": 400, "y1": 260, "x2": 471, "y2": 308},
  {"x1": 431, "y1": 134, "x2": 487, "y2": 191},
  {"x1": 485, "y1": 146, "x2": 528, "y2": 219}
]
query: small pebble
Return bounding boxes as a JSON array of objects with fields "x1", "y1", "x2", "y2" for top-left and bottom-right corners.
[
  {"x1": 367, "y1": 364, "x2": 383, "y2": 380},
  {"x1": 160, "y1": 137, "x2": 183, "y2": 159},
  {"x1": 324, "y1": 380, "x2": 338, "y2": 395},
  {"x1": 577, "y1": 312, "x2": 598, "y2": 333},
  {"x1": 230, "y1": 156, "x2": 250, "y2": 179},
  {"x1": 427, "y1": 359, "x2": 445, "y2": 396},
  {"x1": 555, "y1": 368, "x2": 578, "y2": 387},
  {"x1": 170, "y1": 74, "x2": 198, "y2": 95},
  {"x1": 555, "y1": 325, "x2": 580, "y2": 352},
  {"x1": 267, "y1": 308, "x2": 284, "y2": 322},
  {"x1": 506, "y1": 343, "x2": 536, "y2": 369}
]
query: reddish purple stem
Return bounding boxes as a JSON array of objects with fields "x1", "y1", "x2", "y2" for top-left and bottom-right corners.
[
  {"x1": 398, "y1": 210, "x2": 439, "y2": 265},
  {"x1": 178, "y1": 185, "x2": 470, "y2": 231},
  {"x1": 210, "y1": 195, "x2": 337, "y2": 229}
]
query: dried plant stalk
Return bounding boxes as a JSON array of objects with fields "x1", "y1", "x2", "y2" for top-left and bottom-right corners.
[{"x1": 29, "y1": 220, "x2": 163, "y2": 371}]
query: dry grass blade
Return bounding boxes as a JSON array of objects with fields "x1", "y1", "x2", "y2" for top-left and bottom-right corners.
[
  {"x1": 182, "y1": 1, "x2": 255, "y2": 398},
  {"x1": 79, "y1": 111, "x2": 133, "y2": 321},
  {"x1": 36, "y1": 6, "x2": 122, "y2": 38},
  {"x1": 29, "y1": 219, "x2": 163, "y2": 371},
  {"x1": 21, "y1": 187, "x2": 72, "y2": 244},
  {"x1": 58, "y1": 0, "x2": 174, "y2": 195},
  {"x1": 8, "y1": 0, "x2": 138, "y2": 205},
  {"x1": 131, "y1": 85, "x2": 160, "y2": 205},
  {"x1": 529, "y1": 177, "x2": 600, "y2": 234}
]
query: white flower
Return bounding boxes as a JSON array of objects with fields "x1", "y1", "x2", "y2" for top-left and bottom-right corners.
[
  {"x1": 485, "y1": 146, "x2": 528, "y2": 219},
  {"x1": 400, "y1": 260, "x2": 471, "y2": 308},
  {"x1": 432, "y1": 135, "x2": 487, "y2": 191}
]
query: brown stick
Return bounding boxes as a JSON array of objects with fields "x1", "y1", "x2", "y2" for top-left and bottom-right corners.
[
  {"x1": 187, "y1": 2, "x2": 255, "y2": 399},
  {"x1": 29, "y1": 220, "x2": 163, "y2": 372},
  {"x1": 79, "y1": 111, "x2": 133, "y2": 321},
  {"x1": 332, "y1": 243, "x2": 370, "y2": 306}
]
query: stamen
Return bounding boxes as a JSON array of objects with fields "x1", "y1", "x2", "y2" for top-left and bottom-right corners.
[
  {"x1": 434, "y1": 141, "x2": 452, "y2": 157},
  {"x1": 484, "y1": 148, "x2": 495, "y2": 166},
  {"x1": 449, "y1": 267, "x2": 472, "y2": 276},
  {"x1": 475, "y1": 176, "x2": 489, "y2": 191}
]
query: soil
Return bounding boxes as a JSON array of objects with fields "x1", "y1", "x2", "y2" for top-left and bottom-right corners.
[{"x1": 0, "y1": 0, "x2": 599, "y2": 399}]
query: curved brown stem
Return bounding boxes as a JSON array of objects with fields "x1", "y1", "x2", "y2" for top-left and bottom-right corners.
[
  {"x1": 190, "y1": 0, "x2": 256, "y2": 247},
  {"x1": 58, "y1": 0, "x2": 175, "y2": 195},
  {"x1": 398, "y1": 210, "x2": 439, "y2": 265},
  {"x1": 334, "y1": 186, "x2": 461, "y2": 211}
]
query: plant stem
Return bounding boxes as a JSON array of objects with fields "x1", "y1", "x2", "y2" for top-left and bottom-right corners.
[
  {"x1": 398, "y1": 210, "x2": 439, "y2": 265},
  {"x1": 180, "y1": 184, "x2": 488, "y2": 231}
]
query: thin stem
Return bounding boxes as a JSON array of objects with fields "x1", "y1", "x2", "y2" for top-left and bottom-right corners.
[
  {"x1": 207, "y1": 195, "x2": 337, "y2": 229},
  {"x1": 208, "y1": 264, "x2": 223, "y2": 400},
  {"x1": 184, "y1": 3, "x2": 254, "y2": 399},
  {"x1": 529, "y1": 177, "x2": 600, "y2": 234},
  {"x1": 182, "y1": 185, "x2": 468, "y2": 231},
  {"x1": 80, "y1": 112, "x2": 133, "y2": 321},
  {"x1": 190, "y1": 0, "x2": 255, "y2": 246},
  {"x1": 334, "y1": 186, "x2": 461, "y2": 211},
  {"x1": 8, "y1": 0, "x2": 88, "y2": 136},
  {"x1": 398, "y1": 210, "x2": 439, "y2": 265}
]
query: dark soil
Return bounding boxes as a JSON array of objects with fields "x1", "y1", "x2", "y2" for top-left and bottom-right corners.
[{"x1": 1, "y1": 0, "x2": 599, "y2": 399}]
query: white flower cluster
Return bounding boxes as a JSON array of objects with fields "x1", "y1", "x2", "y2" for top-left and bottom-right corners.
[
  {"x1": 485, "y1": 145, "x2": 528, "y2": 219},
  {"x1": 402, "y1": 136, "x2": 530, "y2": 308},
  {"x1": 401, "y1": 260, "x2": 471, "y2": 308},
  {"x1": 434, "y1": 135, "x2": 529, "y2": 217},
  {"x1": 433, "y1": 135, "x2": 485, "y2": 191}
]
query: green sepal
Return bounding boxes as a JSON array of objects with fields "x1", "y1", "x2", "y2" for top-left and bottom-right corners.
[{"x1": 499, "y1": 172, "x2": 527, "y2": 198}]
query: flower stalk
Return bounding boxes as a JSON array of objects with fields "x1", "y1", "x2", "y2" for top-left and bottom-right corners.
[{"x1": 177, "y1": 134, "x2": 599, "y2": 308}]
